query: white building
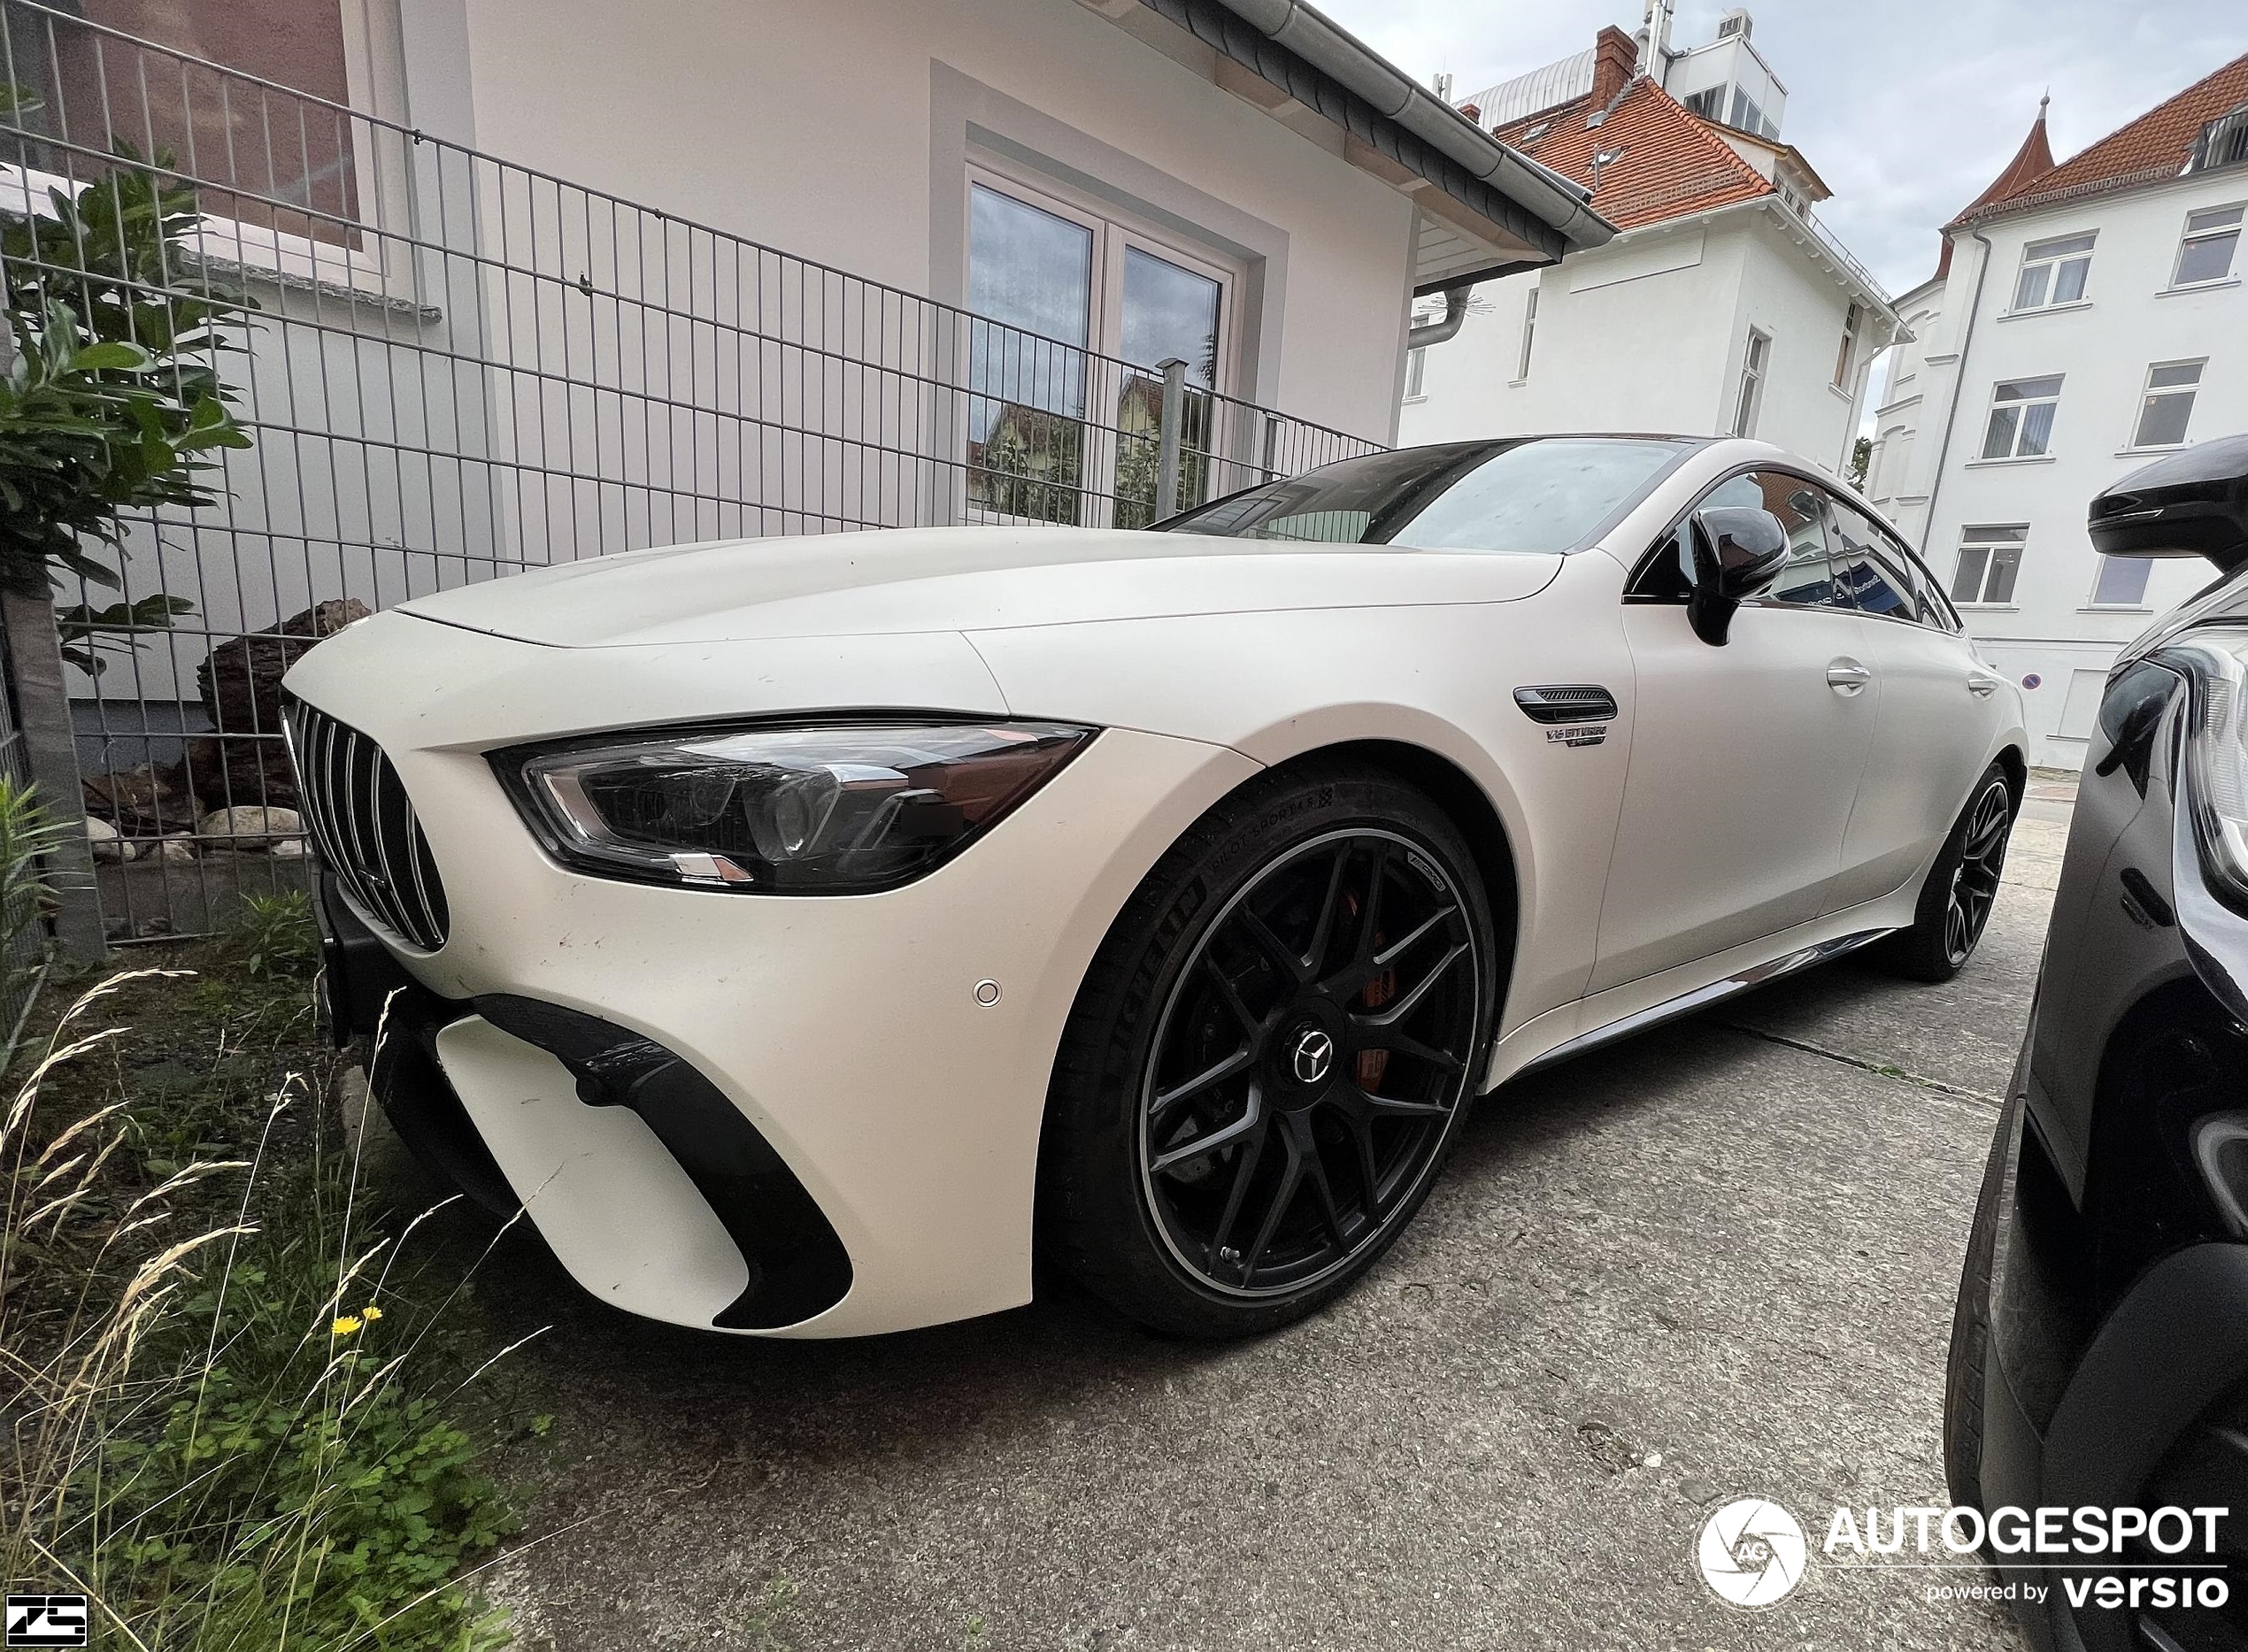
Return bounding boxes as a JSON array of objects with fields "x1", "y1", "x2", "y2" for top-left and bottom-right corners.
[
  {"x1": 1866, "y1": 54, "x2": 2248, "y2": 769},
  {"x1": 1401, "y1": 13, "x2": 1900, "y2": 476},
  {"x1": 4, "y1": 0, "x2": 1612, "y2": 729}
]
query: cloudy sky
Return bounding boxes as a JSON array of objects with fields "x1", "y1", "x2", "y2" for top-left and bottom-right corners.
[{"x1": 1313, "y1": 0, "x2": 2248, "y2": 297}]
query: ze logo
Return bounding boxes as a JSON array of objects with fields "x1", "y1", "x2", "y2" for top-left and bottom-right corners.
[{"x1": 4, "y1": 1594, "x2": 89, "y2": 1648}]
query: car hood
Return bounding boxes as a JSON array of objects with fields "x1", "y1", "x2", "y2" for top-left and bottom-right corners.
[{"x1": 395, "y1": 525, "x2": 1563, "y2": 646}]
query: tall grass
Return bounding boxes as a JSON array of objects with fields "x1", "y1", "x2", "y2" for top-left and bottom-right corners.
[{"x1": 0, "y1": 896, "x2": 529, "y2": 1649}]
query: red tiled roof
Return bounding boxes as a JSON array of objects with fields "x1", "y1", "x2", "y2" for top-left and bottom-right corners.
[
  {"x1": 1943, "y1": 104, "x2": 2055, "y2": 234},
  {"x1": 1950, "y1": 52, "x2": 2248, "y2": 227},
  {"x1": 1492, "y1": 74, "x2": 1772, "y2": 231}
]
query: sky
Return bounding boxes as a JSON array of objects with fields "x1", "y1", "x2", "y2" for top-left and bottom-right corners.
[{"x1": 1313, "y1": 0, "x2": 2248, "y2": 299}]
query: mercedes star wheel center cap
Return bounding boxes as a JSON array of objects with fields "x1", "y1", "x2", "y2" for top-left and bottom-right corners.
[{"x1": 1289, "y1": 1026, "x2": 1335, "y2": 1087}]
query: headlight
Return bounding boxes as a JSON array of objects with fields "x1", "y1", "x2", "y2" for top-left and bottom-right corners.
[
  {"x1": 497, "y1": 720, "x2": 1096, "y2": 893},
  {"x1": 2167, "y1": 633, "x2": 2248, "y2": 909}
]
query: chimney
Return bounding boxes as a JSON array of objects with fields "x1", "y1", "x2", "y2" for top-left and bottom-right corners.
[{"x1": 1590, "y1": 25, "x2": 1637, "y2": 108}]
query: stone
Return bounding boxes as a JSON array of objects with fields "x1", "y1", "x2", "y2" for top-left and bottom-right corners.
[
  {"x1": 269, "y1": 837, "x2": 308, "y2": 859},
  {"x1": 81, "y1": 762, "x2": 201, "y2": 837},
  {"x1": 196, "y1": 805, "x2": 303, "y2": 848},
  {"x1": 84, "y1": 816, "x2": 136, "y2": 863},
  {"x1": 156, "y1": 835, "x2": 196, "y2": 864},
  {"x1": 181, "y1": 597, "x2": 372, "y2": 811}
]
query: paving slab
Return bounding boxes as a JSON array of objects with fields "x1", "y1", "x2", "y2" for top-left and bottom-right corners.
[{"x1": 453, "y1": 814, "x2": 2073, "y2": 1651}]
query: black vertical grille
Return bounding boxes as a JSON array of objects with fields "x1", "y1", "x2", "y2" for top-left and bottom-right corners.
[{"x1": 282, "y1": 697, "x2": 450, "y2": 952}]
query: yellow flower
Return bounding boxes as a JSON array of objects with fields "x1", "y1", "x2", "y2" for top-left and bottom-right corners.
[
  {"x1": 331, "y1": 1314, "x2": 364, "y2": 1336},
  {"x1": 361, "y1": 1305, "x2": 383, "y2": 1323}
]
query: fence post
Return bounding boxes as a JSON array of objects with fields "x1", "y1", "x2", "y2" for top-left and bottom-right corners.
[
  {"x1": 1154, "y1": 357, "x2": 1188, "y2": 522},
  {"x1": 0, "y1": 592, "x2": 104, "y2": 960}
]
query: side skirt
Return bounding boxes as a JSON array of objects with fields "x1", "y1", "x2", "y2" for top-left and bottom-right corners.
[{"x1": 1512, "y1": 927, "x2": 1895, "y2": 1079}]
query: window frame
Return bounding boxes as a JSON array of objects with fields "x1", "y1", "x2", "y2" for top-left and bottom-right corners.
[
  {"x1": 964, "y1": 163, "x2": 1242, "y2": 401},
  {"x1": 2009, "y1": 231, "x2": 2097, "y2": 312},
  {"x1": 0, "y1": 0, "x2": 412, "y2": 299},
  {"x1": 2128, "y1": 357, "x2": 2206, "y2": 452},
  {"x1": 1514, "y1": 286, "x2": 1538, "y2": 382},
  {"x1": 1951, "y1": 524, "x2": 2029, "y2": 609},
  {"x1": 1979, "y1": 374, "x2": 2064, "y2": 462},
  {"x1": 961, "y1": 161, "x2": 1243, "y2": 529},
  {"x1": 1832, "y1": 302, "x2": 1861, "y2": 389},
  {"x1": 1623, "y1": 460, "x2": 1960, "y2": 633},
  {"x1": 1730, "y1": 327, "x2": 1770, "y2": 438},
  {"x1": 2171, "y1": 203, "x2": 2244, "y2": 289},
  {"x1": 2087, "y1": 554, "x2": 2155, "y2": 610}
]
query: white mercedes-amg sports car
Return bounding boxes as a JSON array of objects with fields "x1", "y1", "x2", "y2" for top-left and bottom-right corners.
[{"x1": 286, "y1": 434, "x2": 2026, "y2": 1340}]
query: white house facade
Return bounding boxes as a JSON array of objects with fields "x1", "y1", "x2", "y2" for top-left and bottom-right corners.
[
  {"x1": 1866, "y1": 58, "x2": 2248, "y2": 769},
  {"x1": 1401, "y1": 14, "x2": 1899, "y2": 476}
]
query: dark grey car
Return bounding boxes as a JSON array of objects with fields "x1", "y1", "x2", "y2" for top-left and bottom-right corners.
[{"x1": 1947, "y1": 434, "x2": 2248, "y2": 1652}]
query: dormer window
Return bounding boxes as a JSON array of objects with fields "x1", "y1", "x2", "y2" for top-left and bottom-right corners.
[{"x1": 2190, "y1": 102, "x2": 2248, "y2": 173}]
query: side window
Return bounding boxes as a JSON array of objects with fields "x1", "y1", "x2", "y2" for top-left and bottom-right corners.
[
  {"x1": 1633, "y1": 471, "x2": 1846, "y2": 607},
  {"x1": 1825, "y1": 496, "x2": 1919, "y2": 621},
  {"x1": 1731, "y1": 472, "x2": 1847, "y2": 609}
]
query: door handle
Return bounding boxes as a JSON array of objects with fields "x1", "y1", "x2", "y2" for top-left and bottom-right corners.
[
  {"x1": 1826, "y1": 659, "x2": 1871, "y2": 696},
  {"x1": 1967, "y1": 672, "x2": 2002, "y2": 697}
]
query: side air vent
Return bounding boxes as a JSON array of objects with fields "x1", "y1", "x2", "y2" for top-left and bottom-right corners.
[
  {"x1": 1513, "y1": 684, "x2": 1619, "y2": 724},
  {"x1": 281, "y1": 696, "x2": 450, "y2": 951}
]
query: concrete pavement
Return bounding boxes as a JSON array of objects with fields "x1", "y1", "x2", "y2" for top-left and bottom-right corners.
[{"x1": 458, "y1": 805, "x2": 2072, "y2": 1651}]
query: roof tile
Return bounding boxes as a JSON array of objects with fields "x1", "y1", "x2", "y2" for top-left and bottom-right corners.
[
  {"x1": 1953, "y1": 51, "x2": 2248, "y2": 226},
  {"x1": 1491, "y1": 75, "x2": 1772, "y2": 231}
]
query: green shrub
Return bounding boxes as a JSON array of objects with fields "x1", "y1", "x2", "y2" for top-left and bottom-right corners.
[{"x1": 1, "y1": 961, "x2": 529, "y2": 1651}]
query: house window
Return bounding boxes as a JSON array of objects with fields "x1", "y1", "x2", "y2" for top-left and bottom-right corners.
[
  {"x1": 1517, "y1": 288, "x2": 1538, "y2": 380},
  {"x1": 1405, "y1": 347, "x2": 1427, "y2": 400},
  {"x1": 1952, "y1": 525, "x2": 2026, "y2": 605},
  {"x1": 1980, "y1": 375, "x2": 2062, "y2": 460},
  {"x1": 965, "y1": 171, "x2": 1233, "y2": 528},
  {"x1": 1730, "y1": 327, "x2": 1769, "y2": 437},
  {"x1": 2090, "y1": 556, "x2": 2153, "y2": 607},
  {"x1": 1, "y1": 0, "x2": 396, "y2": 245},
  {"x1": 2132, "y1": 360, "x2": 2205, "y2": 449},
  {"x1": 1832, "y1": 303, "x2": 1862, "y2": 388},
  {"x1": 1729, "y1": 87, "x2": 1765, "y2": 135},
  {"x1": 1682, "y1": 87, "x2": 1722, "y2": 119},
  {"x1": 2174, "y1": 204, "x2": 2244, "y2": 287},
  {"x1": 2012, "y1": 233, "x2": 2095, "y2": 310}
]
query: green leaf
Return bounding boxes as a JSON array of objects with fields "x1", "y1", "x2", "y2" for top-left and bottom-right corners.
[{"x1": 69, "y1": 339, "x2": 153, "y2": 372}]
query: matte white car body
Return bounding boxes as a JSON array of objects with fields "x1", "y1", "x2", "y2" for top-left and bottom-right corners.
[{"x1": 285, "y1": 437, "x2": 2025, "y2": 1337}]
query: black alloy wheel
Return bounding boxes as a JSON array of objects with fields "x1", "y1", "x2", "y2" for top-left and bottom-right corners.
[
  {"x1": 1139, "y1": 828, "x2": 1480, "y2": 1295},
  {"x1": 1945, "y1": 781, "x2": 2013, "y2": 968},
  {"x1": 1042, "y1": 765, "x2": 1497, "y2": 1338},
  {"x1": 1884, "y1": 762, "x2": 2016, "y2": 984}
]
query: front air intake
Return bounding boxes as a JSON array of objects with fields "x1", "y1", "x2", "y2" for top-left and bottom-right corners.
[{"x1": 281, "y1": 697, "x2": 450, "y2": 951}]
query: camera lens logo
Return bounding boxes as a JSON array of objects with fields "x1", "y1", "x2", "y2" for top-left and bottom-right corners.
[{"x1": 1697, "y1": 1499, "x2": 1808, "y2": 1608}]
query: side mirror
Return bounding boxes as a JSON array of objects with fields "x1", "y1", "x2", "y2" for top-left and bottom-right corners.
[
  {"x1": 1687, "y1": 505, "x2": 1792, "y2": 646},
  {"x1": 2089, "y1": 433, "x2": 2248, "y2": 573}
]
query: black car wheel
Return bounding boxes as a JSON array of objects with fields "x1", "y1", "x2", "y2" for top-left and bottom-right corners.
[
  {"x1": 1041, "y1": 763, "x2": 1497, "y2": 1338},
  {"x1": 1883, "y1": 763, "x2": 2016, "y2": 983}
]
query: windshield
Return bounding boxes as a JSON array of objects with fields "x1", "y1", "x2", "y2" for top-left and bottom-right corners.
[{"x1": 1159, "y1": 437, "x2": 1695, "y2": 555}]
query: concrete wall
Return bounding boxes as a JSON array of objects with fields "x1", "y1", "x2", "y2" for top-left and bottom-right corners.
[
  {"x1": 1867, "y1": 173, "x2": 2248, "y2": 768},
  {"x1": 1399, "y1": 204, "x2": 1865, "y2": 473}
]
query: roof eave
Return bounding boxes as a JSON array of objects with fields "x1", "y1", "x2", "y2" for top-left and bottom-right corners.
[{"x1": 1117, "y1": 0, "x2": 1617, "y2": 277}]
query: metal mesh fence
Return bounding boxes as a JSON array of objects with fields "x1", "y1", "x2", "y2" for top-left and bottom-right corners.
[{"x1": 0, "y1": 0, "x2": 1382, "y2": 943}]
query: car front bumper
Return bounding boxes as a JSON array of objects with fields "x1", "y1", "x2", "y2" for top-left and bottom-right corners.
[{"x1": 288, "y1": 611, "x2": 1260, "y2": 1337}]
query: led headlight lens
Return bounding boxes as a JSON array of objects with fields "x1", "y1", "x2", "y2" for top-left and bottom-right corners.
[
  {"x1": 507, "y1": 721, "x2": 1096, "y2": 892},
  {"x1": 2167, "y1": 633, "x2": 2248, "y2": 909}
]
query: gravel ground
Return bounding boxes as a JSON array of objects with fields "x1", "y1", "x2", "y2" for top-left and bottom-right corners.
[{"x1": 432, "y1": 802, "x2": 2075, "y2": 1652}]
